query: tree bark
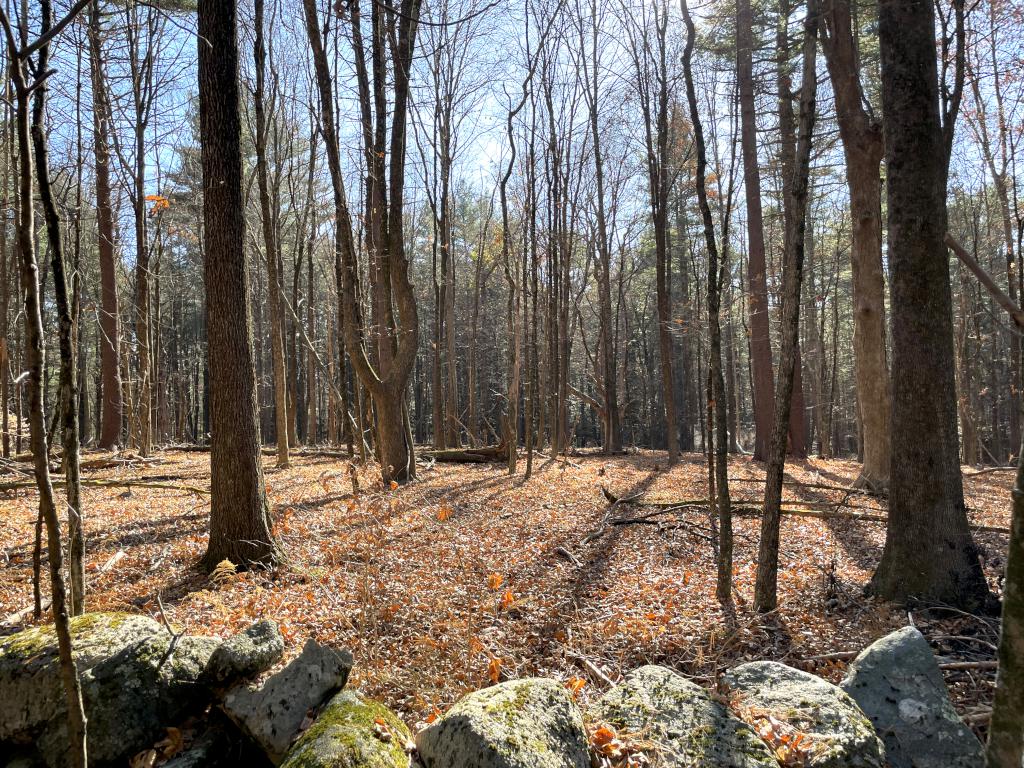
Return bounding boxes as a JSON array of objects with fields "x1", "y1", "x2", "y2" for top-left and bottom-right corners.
[
  {"x1": 89, "y1": 0, "x2": 123, "y2": 451},
  {"x1": 819, "y1": 0, "x2": 891, "y2": 491},
  {"x1": 755, "y1": 0, "x2": 818, "y2": 612},
  {"x1": 737, "y1": 0, "x2": 775, "y2": 461},
  {"x1": 2, "y1": 1, "x2": 90, "y2": 762},
  {"x1": 868, "y1": 0, "x2": 991, "y2": 611},
  {"x1": 682, "y1": 0, "x2": 731, "y2": 602},
  {"x1": 197, "y1": 0, "x2": 277, "y2": 570},
  {"x1": 253, "y1": 0, "x2": 290, "y2": 468}
]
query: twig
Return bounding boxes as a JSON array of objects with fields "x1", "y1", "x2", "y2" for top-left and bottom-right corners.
[
  {"x1": 554, "y1": 546, "x2": 582, "y2": 567},
  {"x1": 568, "y1": 652, "x2": 617, "y2": 687},
  {"x1": 939, "y1": 661, "x2": 998, "y2": 671}
]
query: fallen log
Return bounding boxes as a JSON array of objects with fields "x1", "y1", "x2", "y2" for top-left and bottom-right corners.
[{"x1": 420, "y1": 444, "x2": 508, "y2": 463}]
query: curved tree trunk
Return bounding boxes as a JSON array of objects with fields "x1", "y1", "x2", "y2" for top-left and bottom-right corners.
[{"x1": 820, "y1": 0, "x2": 891, "y2": 492}]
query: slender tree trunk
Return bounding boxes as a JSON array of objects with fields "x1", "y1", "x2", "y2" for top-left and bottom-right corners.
[
  {"x1": 89, "y1": 0, "x2": 123, "y2": 451},
  {"x1": 253, "y1": 0, "x2": 289, "y2": 468},
  {"x1": 755, "y1": 0, "x2": 818, "y2": 612},
  {"x1": 682, "y1": 0, "x2": 731, "y2": 601},
  {"x1": 4, "y1": 2, "x2": 89, "y2": 762},
  {"x1": 737, "y1": 0, "x2": 775, "y2": 461},
  {"x1": 33, "y1": 37, "x2": 85, "y2": 617}
]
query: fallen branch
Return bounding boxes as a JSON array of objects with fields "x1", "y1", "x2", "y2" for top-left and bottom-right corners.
[
  {"x1": 2, "y1": 598, "x2": 51, "y2": 627},
  {"x1": 554, "y1": 546, "x2": 582, "y2": 567},
  {"x1": 582, "y1": 487, "x2": 645, "y2": 544},
  {"x1": 963, "y1": 466, "x2": 1017, "y2": 477},
  {"x1": 939, "y1": 660, "x2": 999, "y2": 671},
  {"x1": 597, "y1": 488, "x2": 1010, "y2": 534},
  {"x1": 0, "y1": 478, "x2": 209, "y2": 495}
]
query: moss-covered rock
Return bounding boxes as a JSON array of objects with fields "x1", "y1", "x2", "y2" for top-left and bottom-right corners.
[
  {"x1": 593, "y1": 665, "x2": 778, "y2": 767},
  {"x1": 415, "y1": 678, "x2": 590, "y2": 768},
  {"x1": 722, "y1": 661, "x2": 885, "y2": 768},
  {"x1": 0, "y1": 612, "x2": 220, "y2": 768},
  {"x1": 840, "y1": 627, "x2": 983, "y2": 768},
  {"x1": 279, "y1": 690, "x2": 411, "y2": 768}
]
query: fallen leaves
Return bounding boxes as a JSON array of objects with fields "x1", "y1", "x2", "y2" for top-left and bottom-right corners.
[
  {"x1": 588, "y1": 722, "x2": 652, "y2": 767},
  {"x1": 750, "y1": 713, "x2": 816, "y2": 767},
  {"x1": 0, "y1": 448, "x2": 1009, "y2": 731}
]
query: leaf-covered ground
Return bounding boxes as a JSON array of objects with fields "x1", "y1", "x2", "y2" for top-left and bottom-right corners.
[{"x1": 0, "y1": 449, "x2": 1009, "y2": 734}]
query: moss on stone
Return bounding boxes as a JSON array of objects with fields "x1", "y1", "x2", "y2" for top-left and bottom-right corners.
[{"x1": 280, "y1": 690, "x2": 410, "y2": 768}]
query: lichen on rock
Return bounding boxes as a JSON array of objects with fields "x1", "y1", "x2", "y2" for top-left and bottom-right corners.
[
  {"x1": 416, "y1": 678, "x2": 590, "y2": 768},
  {"x1": 722, "y1": 660, "x2": 885, "y2": 768},
  {"x1": 594, "y1": 665, "x2": 778, "y2": 767},
  {"x1": 0, "y1": 612, "x2": 221, "y2": 768}
]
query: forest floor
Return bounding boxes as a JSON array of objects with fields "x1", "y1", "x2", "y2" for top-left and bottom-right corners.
[{"x1": 0, "y1": 448, "x2": 1010, "y2": 738}]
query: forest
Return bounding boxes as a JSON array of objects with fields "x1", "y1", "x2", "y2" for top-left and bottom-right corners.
[{"x1": 0, "y1": 0, "x2": 1023, "y2": 765}]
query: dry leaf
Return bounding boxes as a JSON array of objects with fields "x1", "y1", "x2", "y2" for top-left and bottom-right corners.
[{"x1": 487, "y1": 657, "x2": 502, "y2": 683}]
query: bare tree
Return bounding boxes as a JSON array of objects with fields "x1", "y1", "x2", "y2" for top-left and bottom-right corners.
[
  {"x1": 0, "y1": 0, "x2": 92, "y2": 763},
  {"x1": 755, "y1": 0, "x2": 818, "y2": 612}
]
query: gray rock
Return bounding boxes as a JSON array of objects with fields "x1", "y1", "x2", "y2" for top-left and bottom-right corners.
[
  {"x1": 722, "y1": 660, "x2": 885, "y2": 768},
  {"x1": 223, "y1": 639, "x2": 353, "y2": 763},
  {"x1": 0, "y1": 612, "x2": 220, "y2": 768},
  {"x1": 840, "y1": 626, "x2": 984, "y2": 768},
  {"x1": 205, "y1": 619, "x2": 285, "y2": 686},
  {"x1": 280, "y1": 690, "x2": 411, "y2": 768},
  {"x1": 593, "y1": 665, "x2": 779, "y2": 767},
  {"x1": 415, "y1": 678, "x2": 590, "y2": 768}
]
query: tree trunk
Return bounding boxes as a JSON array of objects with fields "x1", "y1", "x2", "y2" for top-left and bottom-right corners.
[
  {"x1": 33, "y1": 37, "x2": 85, "y2": 617},
  {"x1": 89, "y1": 0, "x2": 123, "y2": 451},
  {"x1": 755, "y1": 0, "x2": 818, "y2": 612},
  {"x1": 197, "y1": 0, "x2": 277, "y2": 570},
  {"x1": 820, "y1": 0, "x2": 891, "y2": 491},
  {"x1": 682, "y1": 0, "x2": 731, "y2": 601},
  {"x1": 253, "y1": 0, "x2": 289, "y2": 468},
  {"x1": 986, "y1": 435, "x2": 1024, "y2": 767},
  {"x1": 737, "y1": 0, "x2": 775, "y2": 461},
  {"x1": 6, "y1": 2, "x2": 89, "y2": 761},
  {"x1": 868, "y1": 0, "x2": 991, "y2": 611}
]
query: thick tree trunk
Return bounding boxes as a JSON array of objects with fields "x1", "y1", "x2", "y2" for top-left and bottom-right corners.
[
  {"x1": 986, "y1": 439, "x2": 1024, "y2": 767},
  {"x1": 868, "y1": 0, "x2": 991, "y2": 611},
  {"x1": 198, "y1": 0, "x2": 277, "y2": 570}
]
